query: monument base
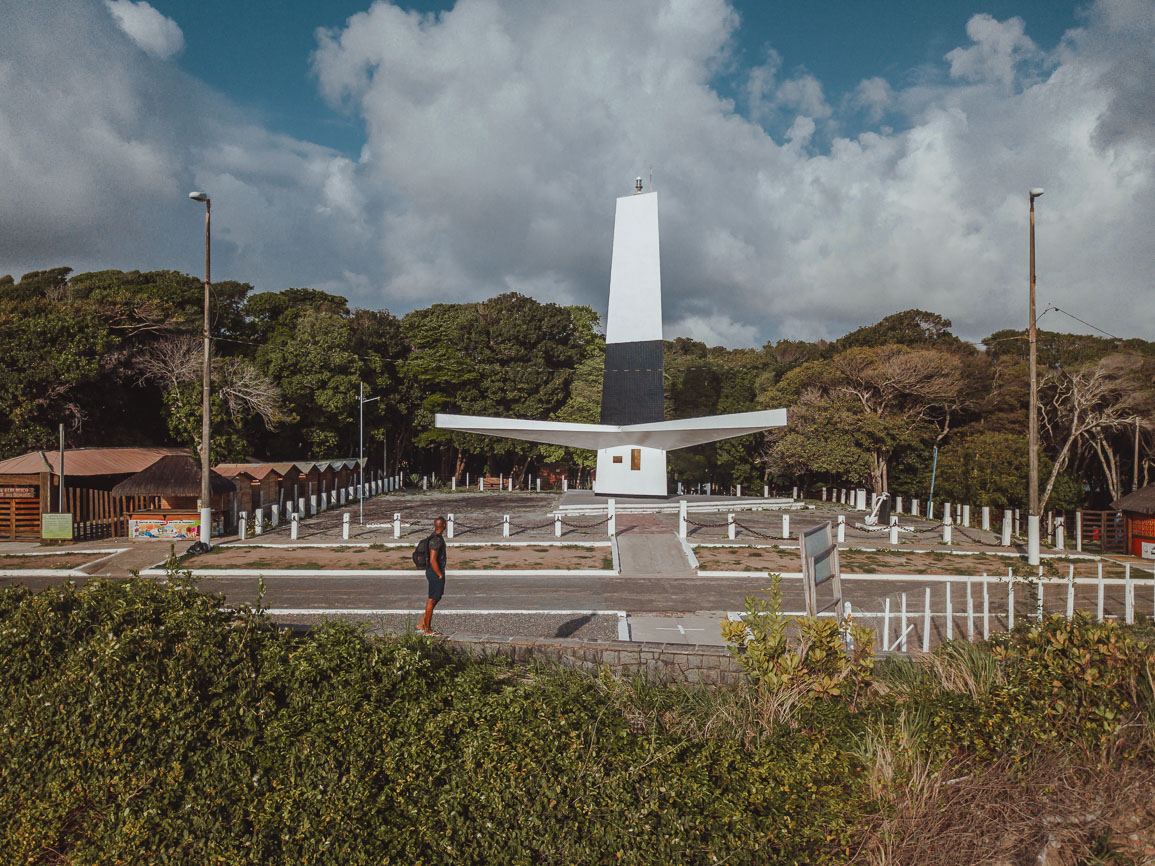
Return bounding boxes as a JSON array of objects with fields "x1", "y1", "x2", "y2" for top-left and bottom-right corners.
[{"x1": 594, "y1": 445, "x2": 667, "y2": 497}]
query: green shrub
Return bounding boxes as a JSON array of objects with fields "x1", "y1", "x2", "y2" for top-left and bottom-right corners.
[
  {"x1": 720, "y1": 575, "x2": 875, "y2": 705},
  {"x1": 0, "y1": 578, "x2": 871, "y2": 864}
]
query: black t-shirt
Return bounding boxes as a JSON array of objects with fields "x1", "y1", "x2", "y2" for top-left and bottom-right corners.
[{"x1": 427, "y1": 533, "x2": 447, "y2": 572}]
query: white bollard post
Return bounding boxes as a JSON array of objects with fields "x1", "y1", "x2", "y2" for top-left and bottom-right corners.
[
  {"x1": 607, "y1": 499, "x2": 616, "y2": 538},
  {"x1": 1125, "y1": 563, "x2": 1133, "y2": 624},
  {"x1": 451, "y1": 477, "x2": 456, "y2": 492},
  {"x1": 479, "y1": 477, "x2": 484, "y2": 492},
  {"x1": 563, "y1": 477, "x2": 568, "y2": 493},
  {"x1": 270, "y1": 503, "x2": 280, "y2": 528},
  {"x1": 911, "y1": 498, "x2": 919, "y2": 517},
  {"x1": 735, "y1": 484, "x2": 741, "y2": 498},
  {"x1": 536, "y1": 478, "x2": 541, "y2": 493},
  {"x1": 554, "y1": 514, "x2": 562, "y2": 538},
  {"x1": 447, "y1": 513, "x2": 454, "y2": 540},
  {"x1": 509, "y1": 477, "x2": 514, "y2": 492},
  {"x1": 944, "y1": 502, "x2": 951, "y2": 525},
  {"x1": 889, "y1": 516, "x2": 899, "y2": 545},
  {"x1": 503, "y1": 515, "x2": 510, "y2": 538},
  {"x1": 1075, "y1": 511, "x2": 1082, "y2": 552},
  {"x1": 793, "y1": 486, "x2": 799, "y2": 501},
  {"x1": 857, "y1": 489, "x2": 867, "y2": 510},
  {"x1": 1054, "y1": 517, "x2": 1064, "y2": 550},
  {"x1": 922, "y1": 585, "x2": 932, "y2": 652},
  {"x1": 982, "y1": 506, "x2": 990, "y2": 531},
  {"x1": 1008, "y1": 568, "x2": 1015, "y2": 630},
  {"x1": 422, "y1": 476, "x2": 427, "y2": 491},
  {"x1": 297, "y1": 496, "x2": 305, "y2": 516},
  {"x1": 1037, "y1": 580, "x2": 1045, "y2": 622},
  {"x1": 466, "y1": 472, "x2": 470, "y2": 488},
  {"x1": 1097, "y1": 561, "x2": 1105, "y2": 622},
  {"x1": 338, "y1": 488, "x2": 346, "y2": 506},
  {"x1": 1002, "y1": 511, "x2": 1012, "y2": 546},
  {"x1": 942, "y1": 514, "x2": 952, "y2": 545},
  {"x1": 900, "y1": 593, "x2": 908, "y2": 652},
  {"x1": 765, "y1": 484, "x2": 770, "y2": 499},
  {"x1": 310, "y1": 492, "x2": 318, "y2": 516},
  {"x1": 822, "y1": 486, "x2": 827, "y2": 501},
  {"x1": 962, "y1": 504, "x2": 970, "y2": 528},
  {"x1": 679, "y1": 500, "x2": 687, "y2": 539},
  {"x1": 895, "y1": 496, "x2": 903, "y2": 514},
  {"x1": 837, "y1": 514, "x2": 845, "y2": 543},
  {"x1": 290, "y1": 512, "x2": 300, "y2": 540},
  {"x1": 342, "y1": 513, "x2": 350, "y2": 540},
  {"x1": 238, "y1": 511, "x2": 248, "y2": 541},
  {"x1": 393, "y1": 512, "x2": 401, "y2": 539},
  {"x1": 254, "y1": 509, "x2": 264, "y2": 536},
  {"x1": 727, "y1": 513, "x2": 735, "y2": 540},
  {"x1": 782, "y1": 513, "x2": 790, "y2": 539},
  {"x1": 1066, "y1": 565, "x2": 1075, "y2": 619}
]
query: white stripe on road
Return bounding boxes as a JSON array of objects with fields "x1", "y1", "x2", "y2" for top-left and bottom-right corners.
[{"x1": 261, "y1": 608, "x2": 628, "y2": 616}]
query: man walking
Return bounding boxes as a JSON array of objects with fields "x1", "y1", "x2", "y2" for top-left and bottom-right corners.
[{"x1": 418, "y1": 516, "x2": 447, "y2": 636}]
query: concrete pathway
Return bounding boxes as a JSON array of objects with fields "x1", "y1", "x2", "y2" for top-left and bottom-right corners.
[
  {"x1": 627, "y1": 613, "x2": 729, "y2": 645},
  {"x1": 614, "y1": 514, "x2": 694, "y2": 576}
]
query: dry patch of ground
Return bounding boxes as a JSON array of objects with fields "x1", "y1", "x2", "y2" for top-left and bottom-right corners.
[
  {"x1": 0, "y1": 553, "x2": 100, "y2": 570},
  {"x1": 694, "y1": 545, "x2": 1146, "y2": 579},
  {"x1": 184, "y1": 544, "x2": 612, "y2": 571}
]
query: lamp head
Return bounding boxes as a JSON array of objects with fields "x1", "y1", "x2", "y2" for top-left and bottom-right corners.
[
  {"x1": 188, "y1": 191, "x2": 209, "y2": 202},
  {"x1": 1029, "y1": 188, "x2": 1044, "y2": 199}
]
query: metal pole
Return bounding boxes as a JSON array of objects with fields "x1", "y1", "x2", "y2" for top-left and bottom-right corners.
[
  {"x1": 58, "y1": 423, "x2": 64, "y2": 512},
  {"x1": 200, "y1": 198, "x2": 212, "y2": 545},
  {"x1": 360, "y1": 381, "x2": 364, "y2": 526},
  {"x1": 927, "y1": 445, "x2": 938, "y2": 519},
  {"x1": 1028, "y1": 188, "x2": 1044, "y2": 565}
]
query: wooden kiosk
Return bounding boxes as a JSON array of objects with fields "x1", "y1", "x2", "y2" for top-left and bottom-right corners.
[{"x1": 111, "y1": 455, "x2": 236, "y2": 540}]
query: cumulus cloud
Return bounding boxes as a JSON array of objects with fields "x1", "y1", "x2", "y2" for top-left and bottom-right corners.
[
  {"x1": 104, "y1": 0, "x2": 185, "y2": 59},
  {"x1": 1, "y1": 0, "x2": 1152, "y2": 351},
  {"x1": 0, "y1": 0, "x2": 377, "y2": 296}
]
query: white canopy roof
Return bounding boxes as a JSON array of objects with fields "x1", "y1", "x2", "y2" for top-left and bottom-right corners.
[{"x1": 435, "y1": 409, "x2": 787, "y2": 451}]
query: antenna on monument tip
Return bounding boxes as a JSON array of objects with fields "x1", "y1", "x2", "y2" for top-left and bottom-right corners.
[
  {"x1": 635, "y1": 176, "x2": 643, "y2": 194},
  {"x1": 649, "y1": 166, "x2": 653, "y2": 190}
]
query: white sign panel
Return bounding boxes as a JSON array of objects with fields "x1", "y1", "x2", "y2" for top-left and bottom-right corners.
[{"x1": 1142, "y1": 541, "x2": 1155, "y2": 560}]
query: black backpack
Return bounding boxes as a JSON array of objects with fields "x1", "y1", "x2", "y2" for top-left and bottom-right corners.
[{"x1": 412, "y1": 534, "x2": 435, "y2": 568}]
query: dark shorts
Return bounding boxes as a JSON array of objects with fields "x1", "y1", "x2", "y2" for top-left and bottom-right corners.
[{"x1": 425, "y1": 568, "x2": 445, "y2": 602}]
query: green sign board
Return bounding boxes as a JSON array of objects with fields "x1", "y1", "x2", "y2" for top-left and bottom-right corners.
[{"x1": 42, "y1": 512, "x2": 74, "y2": 540}]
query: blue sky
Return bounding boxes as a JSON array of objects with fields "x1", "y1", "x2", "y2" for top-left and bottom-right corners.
[
  {"x1": 1, "y1": 0, "x2": 1152, "y2": 347},
  {"x1": 152, "y1": 0, "x2": 1083, "y2": 156}
]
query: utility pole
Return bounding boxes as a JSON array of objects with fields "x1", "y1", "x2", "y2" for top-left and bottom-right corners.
[
  {"x1": 1134, "y1": 418, "x2": 1141, "y2": 493},
  {"x1": 358, "y1": 381, "x2": 379, "y2": 525},
  {"x1": 189, "y1": 191, "x2": 213, "y2": 546},
  {"x1": 1028, "y1": 188, "x2": 1044, "y2": 565}
]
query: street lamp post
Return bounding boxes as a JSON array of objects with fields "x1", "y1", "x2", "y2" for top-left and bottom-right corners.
[
  {"x1": 1028, "y1": 187, "x2": 1044, "y2": 565},
  {"x1": 189, "y1": 191, "x2": 213, "y2": 546},
  {"x1": 358, "y1": 382, "x2": 379, "y2": 525}
]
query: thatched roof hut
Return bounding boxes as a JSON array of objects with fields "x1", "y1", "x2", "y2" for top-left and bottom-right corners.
[
  {"x1": 111, "y1": 455, "x2": 236, "y2": 498},
  {"x1": 1112, "y1": 484, "x2": 1155, "y2": 516}
]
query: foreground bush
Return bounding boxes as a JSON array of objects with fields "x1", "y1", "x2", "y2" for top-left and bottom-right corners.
[{"x1": 0, "y1": 579, "x2": 870, "y2": 864}]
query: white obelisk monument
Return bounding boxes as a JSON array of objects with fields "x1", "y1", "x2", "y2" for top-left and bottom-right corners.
[{"x1": 436, "y1": 179, "x2": 786, "y2": 497}]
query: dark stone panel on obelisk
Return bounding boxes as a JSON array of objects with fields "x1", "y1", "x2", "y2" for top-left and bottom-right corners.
[{"x1": 600, "y1": 339, "x2": 664, "y2": 425}]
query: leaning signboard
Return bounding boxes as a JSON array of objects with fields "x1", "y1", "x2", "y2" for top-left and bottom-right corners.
[
  {"x1": 799, "y1": 521, "x2": 843, "y2": 620},
  {"x1": 41, "y1": 513, "x2": 74, "y2": 540}
]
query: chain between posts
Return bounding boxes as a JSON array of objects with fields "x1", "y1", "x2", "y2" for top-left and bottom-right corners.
[
  {"x1": 558, "y1": 516, "x2": 612, "y2": 529},
  {"x1": 731, "y1": 521, "x2": 778, "y2": 539}
]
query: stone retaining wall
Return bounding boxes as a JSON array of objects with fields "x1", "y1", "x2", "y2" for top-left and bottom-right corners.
[{"x1": 447, "y1": 634, "x2": 746, "y2": 686}]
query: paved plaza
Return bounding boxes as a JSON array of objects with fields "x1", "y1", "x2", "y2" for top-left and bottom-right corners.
[{"x1": 2, "y1": 489, "x2": 1150, "y2": 651}]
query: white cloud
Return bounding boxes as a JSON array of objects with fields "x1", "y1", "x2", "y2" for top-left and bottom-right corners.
[
  {"x1": 945, "y1": 14, "x2": 1040, "y2": 88},
  {"x1": 104, "y1": 0, "x2": 185, "y2": 59},
  {"x1": 1, "y1": 0, "x2": 1152, "y2": 352}
]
